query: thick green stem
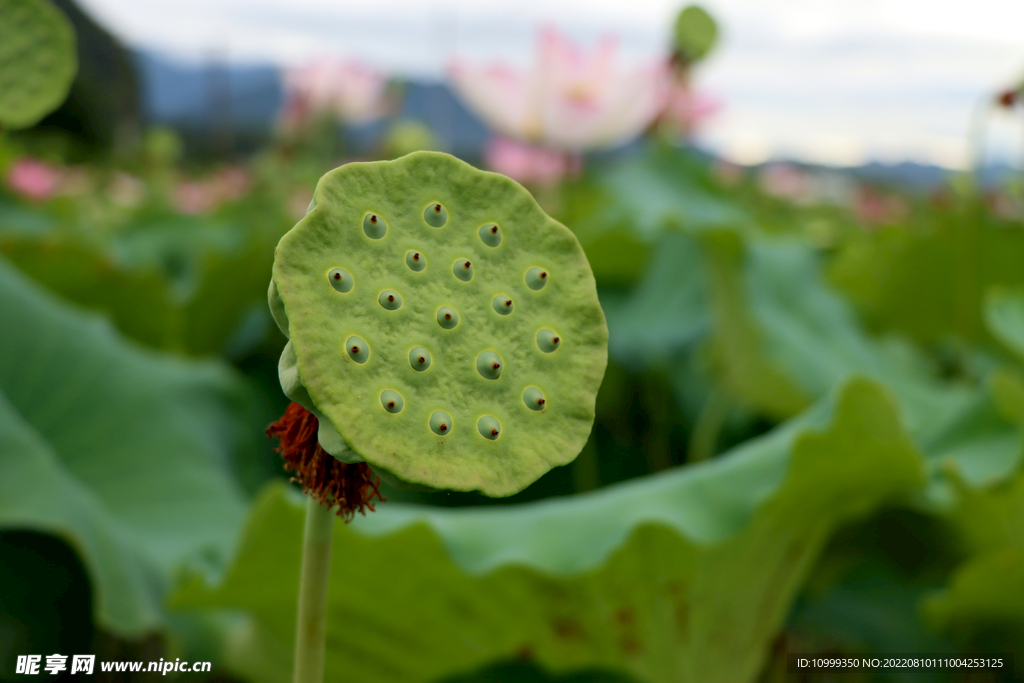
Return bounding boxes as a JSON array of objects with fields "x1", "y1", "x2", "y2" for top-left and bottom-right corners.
[{"x1": 292, "y1": 496, "x2": 335, "y2": 683}]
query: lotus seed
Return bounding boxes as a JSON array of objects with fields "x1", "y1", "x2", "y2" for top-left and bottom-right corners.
[
  {"x1": 424, "y1": 203, "x2": 448, "y2": 227},
  {"x1": 491, "y1": 295, "x2": 514, "y2": 315},
  {"x1": 363, "y1": 213, "x2": 387, "y2": 239},
  {"x1": 476, "y1": 351, "x2": 503, "y2": 380},
  {"x1": 328, "y1": 268, "x2": 354, "y2": 293},
  {"x1": 430, "y1": 410, "x2": 452, "y2": 436},
  {"x1": 380, "y1": 390, "x2": 404, "y2": 413},
  {"x1": 436, "y1": 306, "x2": 459, "y2": 330},
  {"x1": 346, "y1": 336, "x2": 369, "y2": 364},
  {"x1": 406, "y1": 251, "x2": 426, "y2": 272},
  {"x1": 479, "y1": 224, "x2": 501, "y2": 247},
  {"x1": 536, "y1": 329, "x2": 561, "y2": 353},
  {"x1": 477, "y1": 416, "x2": 501, "y2": 440},
  {"x1": 523, "y1": 387, "x2": 546, "y2": 411},
  {"x1": 378, "y1": 290, "x2": 402, "y2": 310},
  {"x1": 453, "y1": 259, "x2": 474, "y2": 282},
  {"x1": 409, "y1": 346, "x2": 431, "y2": 371},
  {"x1": 525, "y1": 267, "x2": 548, "y2": 290}
]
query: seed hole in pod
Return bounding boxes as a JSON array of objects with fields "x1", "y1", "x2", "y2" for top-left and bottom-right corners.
[
  {"x1": 363, "y1": 213, "x2": 387, "y2": 239},
  {"x1": 378, "y1": 290, "x2": 402, "y2": 310},
  {"x1": 424, "y1": 203, "x2": 448, "y2": 228},
  {"x1": 525, "y1": 267, "x2": 548, "y2": 290},
  {"x1": 492, "y1": 295, "x2": 513, "y2": 315},
  {"x1": 346, "y1": 336, "x2": 369, "y2": 364},
  {"x1": 430, "y1": 411, "x2": 452, "y2": 436},
  {"x1": 489, "y1": 294, "x2": 512, "y2": 315},
  {"x1": 479, "y1": 223, "x2": 501, "y2": 247},
  {"x1": 328, "y1": 268, "x2": 354, "y2": 293},
  {"x1": 523, "y1": 387, "x2": 546, "y2": 411},
  {"x1": 406, "y1": 250, "x2": 427, "y2": 272},
  {"x1": 536, "y1": 329, "x2": 561, "y2": 353},
  {"x1": 476, "y1": 351, "x2": 503, "y2": 380},
  {"x1": 453, "y1": 259, "x2": 474, "y2": 282},
  {"x1": 436, "y1": 306, "x2": 459, "y2": 330},
  {"x1": 409, "y1": 346, "x2": 431, "y2": 371},
  {"x1": 477, "y1": 416, "x2": 501, "y2": 440},
  {"x1": 380, "y1": 390, "x2": 404, "y2": 414}
]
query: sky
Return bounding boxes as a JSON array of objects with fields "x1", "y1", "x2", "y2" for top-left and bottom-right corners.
[{"x1": 79, "y1": 0, "x2": 1024, "y2": 168}]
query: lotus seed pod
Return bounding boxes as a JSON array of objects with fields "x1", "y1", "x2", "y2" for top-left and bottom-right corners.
[
  {"x1": 536, "y1": 328, "x2": 561, "y2": 353},
  {"x1": 492, "y1": 295, "x2": 514, "y2": 315},
  {"x1": 475, "y1": 350, "x2": 503, "y2": 380},
  {"x1": 363, "y1": 213, "x2": 387, "y2": 239},
  {"x1": 380, "y1": 390, "x2": 404, "y2": 413},
  {"x1": 406, "y1": 250, "x2": 426, "y2": 271},
  {"x1": 271, "y1": 151, "x2": 607, "y2": 496},
  {"x1": 409, "y1": 347, "x2": 432, "y2": 371},
  {"x1": 479, "y1": 223, "x2": 501, "y2": 247},
  {"x1": 424, "y1": 203, "x2": 448, "y2": 227},
  {"x1": 477, "y1": 415, "x2": 501, "y2": 440},
  {"x1": 430, "y1": 410, "x2": 452, "y2": 436},
  {"x1": 0, "y1": 0, "x2": 77, "y2": 129},
  {"x1": 523, "y1": 387, "x2": 546, "y2": 411},
  {"x1": 268, "y1": 279, "x2": 290, "y2": 337},
  {"x1": 328, "y1": 268, "x2": 354, "y2": 293},
  {"x1": 525, "y1": 267, "x2": 548, "y2": 290},
  {"x1": 436, "y1": 306, "x2": 459, "y2": 329},
  {"x1": 453, "y1": 259, "x2": 474, "y2": 282},
  {"x1": 378, "y1": 290, "x2": 402, "y2": 310}
]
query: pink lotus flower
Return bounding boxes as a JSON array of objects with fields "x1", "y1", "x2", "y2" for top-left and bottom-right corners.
[
  {"x1": 279, "y1": 59, "x2": 387, "y2": 132},
  {"x1": 484, "y1": 136, "x2": 581, "y2": 186},
  {"x1": 5, "y1": 157, "x2": 62, "y2": 202},
  {"x1": 661, "y1": 83, "x2": 722, "y2": 140},
  {"x1": 450, "y1": 26, "x2": 670, "y2": 152},
  {"x1": 171, "y1": 167, "x2": 251, "y2": 215}
]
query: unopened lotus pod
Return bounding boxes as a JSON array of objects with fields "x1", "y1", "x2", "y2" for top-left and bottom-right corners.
[
  {"x1": 0, "y1": 0, "x2": 77, "y2": 129},
  {"x1": 270, "y1": 151, "x2": 607, "y2": 496}
]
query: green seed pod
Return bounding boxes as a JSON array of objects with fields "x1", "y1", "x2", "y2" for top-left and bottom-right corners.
[
  {"x1": 436, "y1": 306, "x2": 459, "y2": 330},
  {"x1": 492, "y1": 295, "x2": 513, "y2": 315},
  {"x1": 523, "y1": 387, "x2": 546, "y2": 411},
  {"x1": 409, "y1": 347, "x2": 431, "y2": 371},
  {"x1": 0, "y1": 0, "x2": 77, "y2": 129},
  {"x1": 346, "y1": 336, "x2": 369, "y2": 364},
  {"x1": 479, "y1": 224, "x2": 501, "y2": 247},
  {"x1": 430, "y1": 410, "x2": 452, "y2": 436},
  {"x1": 406, "y1": 250, "x2": 426, "y2": 271},
  {"x1": 328, "y1": 268, "x2": 354, "y2": 293},
  {"x1": 453, "y1": 259, "x2": 474, "y2": 282},
  {"x1": 475, "y1": 351, "x2": 503, "y2": 380},
  {"x1": 525, "y1": 267, "x2": 548, "y2": 290},
  {"x1": 424, "y1": 203, "x2": 448, "y2": 227},
  {"x1": 380, "y1": 390, "x2": 404, "y2": 413},
  {"x1": 378, "y1": 290, "x2": 402, "y2": 310},
  {"x1": 363, "y1": 212, "x2": 387, "y2": 239},
  {"x1": 536, "y1": 328, "x2": 560, "y2": 353},
  {"x1": 477, "y1": 415, "x2": 501, "y2": 440},
  {"x1": 271, "y1": 151, "x2": 607, "y2": 496}
]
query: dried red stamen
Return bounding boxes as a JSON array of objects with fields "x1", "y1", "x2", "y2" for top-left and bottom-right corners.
[{"x1": 266, "y1": 402, "x2": 384, "y2": 521}]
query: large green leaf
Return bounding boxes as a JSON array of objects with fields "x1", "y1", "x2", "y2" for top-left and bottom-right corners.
[
  {"x1": 0, "y1": 256, "x2": 248, "y2": 636},
  {"x1": 172, "y1": 377, "x2": 924, "y2": 683}
]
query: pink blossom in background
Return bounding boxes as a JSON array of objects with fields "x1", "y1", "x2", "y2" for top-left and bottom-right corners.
[
  {"x1": 661, "y1": 84, "x2": 722, "y2": 139},
  {"x1": 5, "y1": 157, "x2": 62, "y2": 202},
  {"x1": 484, "y1": 137, "x2": 581, "y2": 185},
  {"x1": 450, "y1": 26, "x2": 670, "y2": 152},
  {"x1": 279, "y1": 59, "x2": 387, "y2": 133},
  {"x1": 171, "y1": 167, "x2": 252, "y2": 215}
]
